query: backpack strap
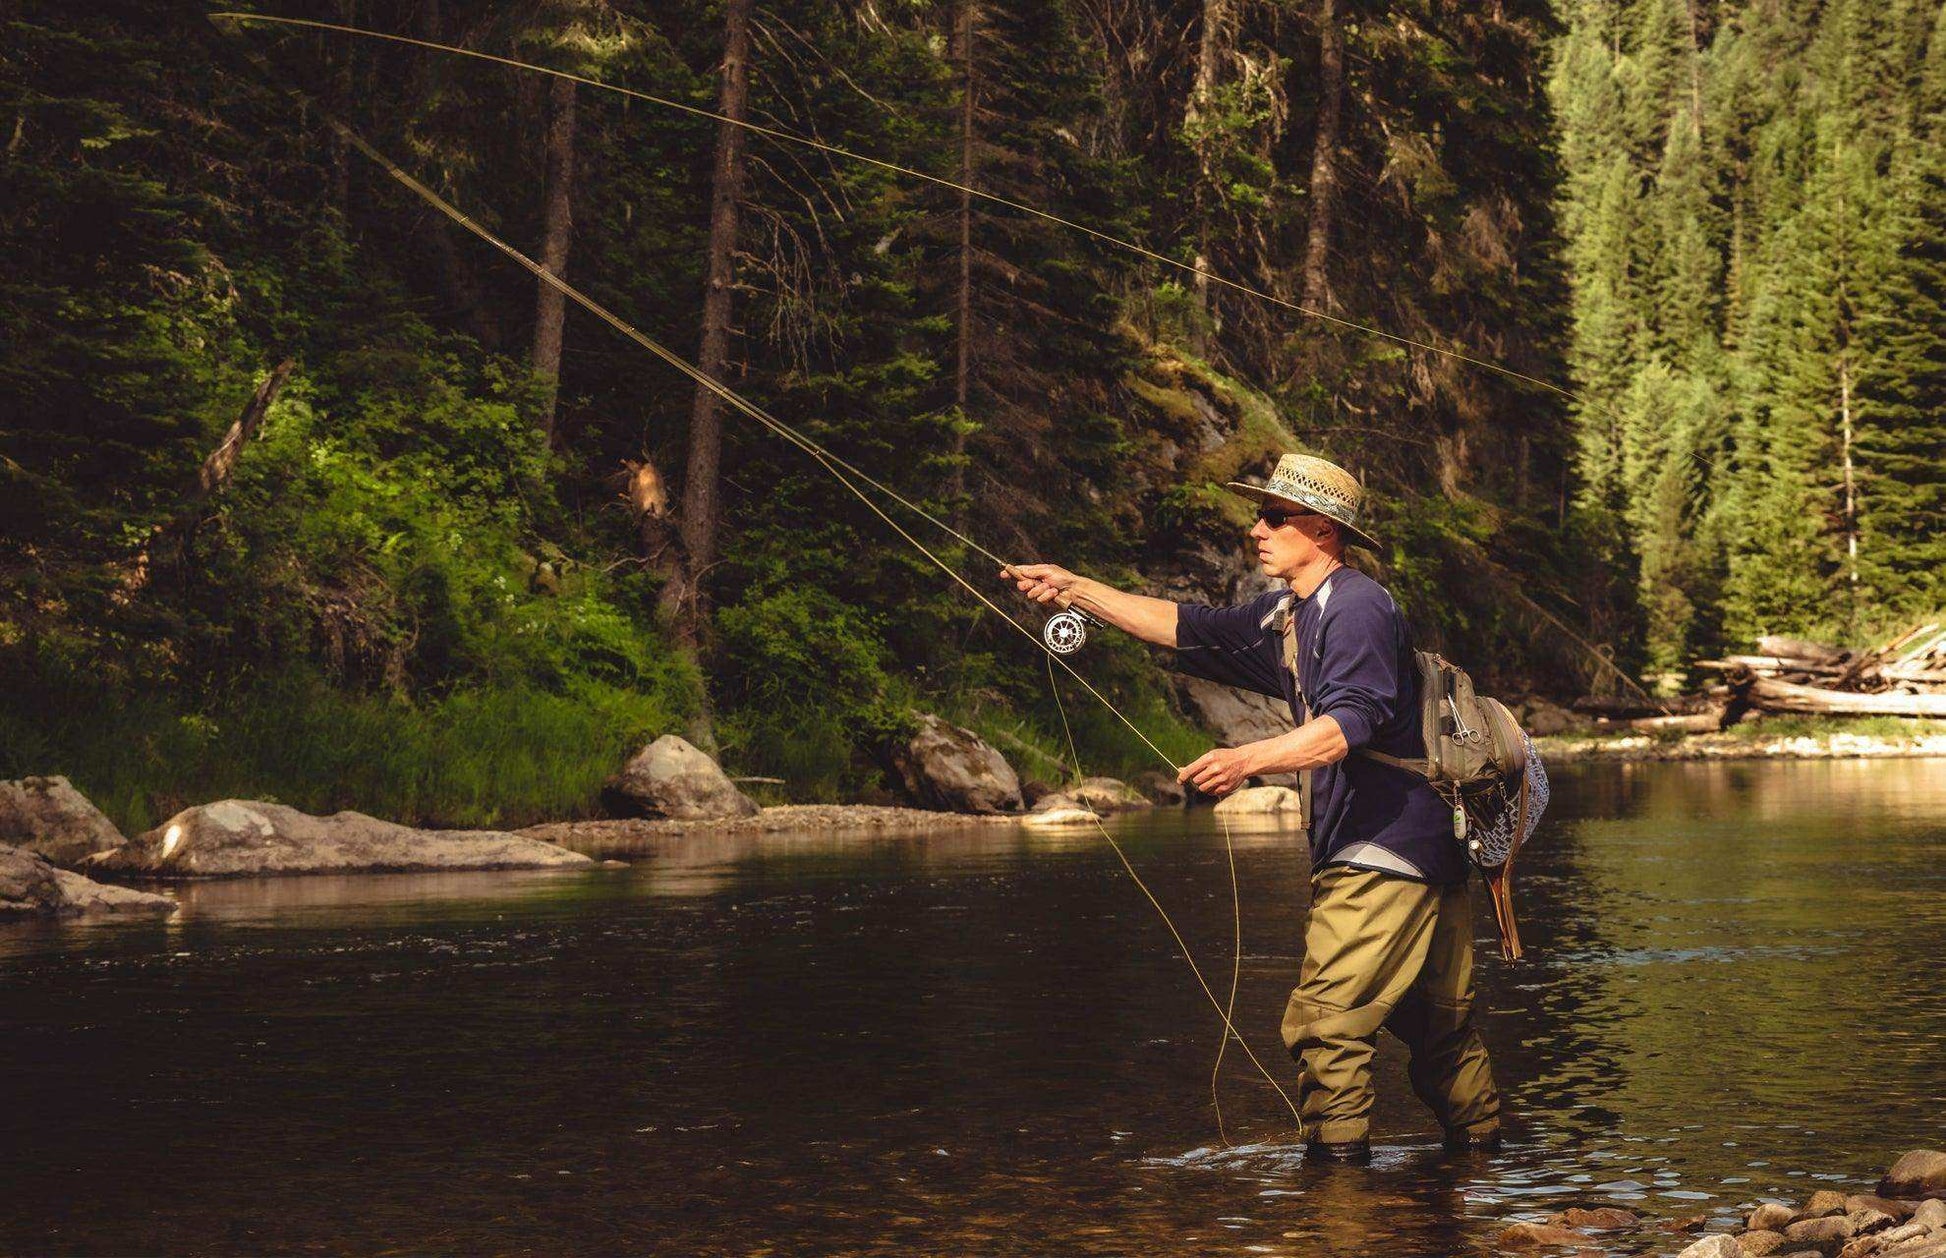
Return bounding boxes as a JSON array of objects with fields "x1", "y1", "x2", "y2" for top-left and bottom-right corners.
[{"x1": 1273, "y1": 603, "x2": 1314, "y2": 832}]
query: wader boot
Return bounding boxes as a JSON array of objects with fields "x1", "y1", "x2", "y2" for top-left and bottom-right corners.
[{"x1": 1281, "y1": 865, "x2": 1501, "y2": 1153}]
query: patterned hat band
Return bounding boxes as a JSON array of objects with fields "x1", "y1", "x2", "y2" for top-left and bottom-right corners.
[{"x1": 1223, "y1": 452, "x2": 1381, "y2": 552}]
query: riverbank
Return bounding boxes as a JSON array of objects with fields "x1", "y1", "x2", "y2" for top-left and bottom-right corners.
[
  {"x1": 1537, "y1": 716, "x2": 1946, "y2": 763},
  {"x1": 520, "y1": 803, "x2": 1021, "y2": 847}
]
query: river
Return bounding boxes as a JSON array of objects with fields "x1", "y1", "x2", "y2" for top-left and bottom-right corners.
[{"x1": 3, "y1": 759, "x2": 1942, "y2": 1255}]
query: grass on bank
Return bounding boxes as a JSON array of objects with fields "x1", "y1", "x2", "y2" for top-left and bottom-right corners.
[{"x1": 0, "y1": 675, "x2": 688, "y2": 835}]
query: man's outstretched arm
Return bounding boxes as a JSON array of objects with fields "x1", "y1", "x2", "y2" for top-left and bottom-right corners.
[{"x1": 1003, "y1": 563, "x2": 1179, "y2": 648}]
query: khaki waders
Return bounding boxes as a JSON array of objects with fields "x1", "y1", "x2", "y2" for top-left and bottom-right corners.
[{"x1": 1280, "y1": 864, "x2": 1501, "y2": 1146}]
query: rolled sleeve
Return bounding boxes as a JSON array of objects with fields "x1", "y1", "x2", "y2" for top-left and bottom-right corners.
[
  {"x1": 1172, "y1": 593, "x2": 1285, "y2": 699},
  {"x1": 1311, "y1": 597, "x2": 1402, "y2": 751}
]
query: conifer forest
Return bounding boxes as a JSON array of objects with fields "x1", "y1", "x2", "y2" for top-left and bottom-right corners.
[{"x1": 3, "y1": 0, "x2": 1942, "y2": 827}]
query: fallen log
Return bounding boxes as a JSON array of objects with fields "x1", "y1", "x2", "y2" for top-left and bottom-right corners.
[
  {"x1": 1571, "y1": 695, "x2": 1713, "y2": 718},
  {"x1": 1697, "y1": 655, "x2": 1849, "y2": 677},
  {"x1": 1740, "y1": 673, "x2": 1946, "y2": 718},
  {"x1": 1598, "y1": 709, "x2": 1726, "y2": 734},
  {"x1": 1756, "y1": 635, "x2": 1848, "y2": 666}
]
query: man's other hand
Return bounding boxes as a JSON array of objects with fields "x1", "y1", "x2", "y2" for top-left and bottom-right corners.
[
  {"x1": 1002, "y1": 563, "x2": 1079, "y2": 607},
  {"x1": 1179, "y1": 745, "x2": 1259, "y2": 796}
]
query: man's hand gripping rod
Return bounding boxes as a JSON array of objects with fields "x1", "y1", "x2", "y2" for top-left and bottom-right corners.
[{"x1": 1002, "y1": 565, "x2": 1102, "y2": 656}]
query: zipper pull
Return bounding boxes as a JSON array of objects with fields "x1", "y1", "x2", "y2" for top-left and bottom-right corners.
[{"x1": 1453, "y1": 806, "x2": 1468, "y2": 842}]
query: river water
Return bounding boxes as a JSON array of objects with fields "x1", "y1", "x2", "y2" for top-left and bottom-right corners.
[{"x1": 3, "y1": 759, "x2": 1942, "y2": 1256}]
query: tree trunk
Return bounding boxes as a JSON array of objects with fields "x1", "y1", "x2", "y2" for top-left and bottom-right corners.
[
  {"x1": 532, "y1": 75, "x2": 577, "y2": 444},
  {"x1": 951, "y1": 0, "x2": 976, "y2": 505},
  {"x1": 327, "y1": 0, "x2": 357, "y2": 212},
  {"x1": 658, "y1": 0, "x2": 753, "y2": 747},
  {"x1": 1187, "y1": 0, "x2": 1229, "y2": 352},
  {"x1": 1300, "y1": 0, "x2": 1343, "y2": 313},
  {"x1": 416, "y1": 0, "x2": 499, "y2": 349}
]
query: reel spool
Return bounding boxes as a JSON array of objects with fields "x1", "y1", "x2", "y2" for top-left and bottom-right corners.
[{"x1": 1042, "y1": 608, "x2": 1095, "y2": 655}]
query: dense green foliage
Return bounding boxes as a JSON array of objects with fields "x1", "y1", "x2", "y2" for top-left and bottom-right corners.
[
  {"x1": 1553, "y1": 0, "x2": 1946, "y2": 673},
  {"x1": 14, "y1": 0, "x2": 1912, "y2": 825}
]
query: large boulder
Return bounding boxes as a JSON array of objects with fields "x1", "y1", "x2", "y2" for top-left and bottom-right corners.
[
  {"x1": 1881, "y1": 1151, "x2": 1946, "y2": 1200},
  {"x1": 1212, "y1": 785, "x2": 1302, "y2": 816},
  {"x1": 602, "y1": 735, "x2": 759, "y2": 821},
  {"x1": 887, "y1": 715, "x2": 1022, "y2": 814},
  {"x1": 0, "y1": 844, "x2": 173, "y2": 915},
  {"x1": 1175, "y1": 675, "x2": 1291, "y2": 745},
  {"x1": 82, "y1": 801, "x2": 593, "y2": 879},
  {"x1": 0, "y1": 775, "x2": 125, "y2": 866}
]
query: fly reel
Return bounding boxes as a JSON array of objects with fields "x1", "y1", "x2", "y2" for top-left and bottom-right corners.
[{"x1": 1042, "y1": 608, "x2": 1099, "y2": 655}]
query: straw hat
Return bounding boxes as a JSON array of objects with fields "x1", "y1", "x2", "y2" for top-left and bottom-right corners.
[{"x1": 1225, "y1": 453, "x2": 1380, "y2": 553}]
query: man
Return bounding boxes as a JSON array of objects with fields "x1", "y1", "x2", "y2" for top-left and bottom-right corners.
[{"x1": 1004, "y1": 452, "x2": 1500, "y2": 1163}]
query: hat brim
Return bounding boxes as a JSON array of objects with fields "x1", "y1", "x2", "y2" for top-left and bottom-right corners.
[{"x1": 1224, "y1": 481, "x2": 1382, "y2": 554}]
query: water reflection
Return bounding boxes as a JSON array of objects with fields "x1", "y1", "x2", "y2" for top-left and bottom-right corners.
[{"x1": 0, "y1": 759, "x2": 1941, "y2": 1255}]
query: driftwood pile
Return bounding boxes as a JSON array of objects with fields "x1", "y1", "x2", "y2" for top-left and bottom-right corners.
[
  {"x1": 1561, "y1": 620, "x2": 1946, "y2": 732},
  {"x1": 1700, "y1": 622, "x2": 1946, "y2": 719}
]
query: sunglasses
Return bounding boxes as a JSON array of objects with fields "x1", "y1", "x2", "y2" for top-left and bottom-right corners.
[{"x1": 1257, "y1": 505, "x2": 1321, "y2": 529}]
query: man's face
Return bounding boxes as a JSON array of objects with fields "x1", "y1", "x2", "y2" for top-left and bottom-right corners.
[{"x1": 1248, "y1": 499, "x2": 1332, "y2": 581}]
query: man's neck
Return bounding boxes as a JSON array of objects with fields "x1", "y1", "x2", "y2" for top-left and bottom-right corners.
[{"x1": 1286, "y1": 554, "x2": 1343, "y2": 600}]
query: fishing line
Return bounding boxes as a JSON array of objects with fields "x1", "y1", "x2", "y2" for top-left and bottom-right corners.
[
  {"x1": 208, "y1": 11, "x2": 1600, "y2": 416},
  {"x1": 213, "y1": 34, "x2": 1304, "y2": 1129},
  {"x1": 1043, "y1": 655, "x2": 1288, "y2": 1134}
]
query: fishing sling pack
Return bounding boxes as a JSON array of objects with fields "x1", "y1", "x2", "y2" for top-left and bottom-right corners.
[{"x1": 1276, "y1": 603, "x2": 1538, "y2": 961}]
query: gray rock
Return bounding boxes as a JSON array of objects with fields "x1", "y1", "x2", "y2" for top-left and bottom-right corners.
[
  {"x1": 1495, "y1": 1221, "x2": 1589, "y2": 1248},
  {"x1": 603, "y1": 735, "x2": 760, "y2": 821},
  {"x1": 1031, "y1": 791, "x2": 1081, "y2": 813},
  {"x1": 1881, "y1": 1153, "x2": 1946, "y2": 1201},
  {"x1": 83, "y1": 800, "x2": 592, "y2": 879},
  {"x1": 1677, "y1": 1236, "x2": 1744, "y2": 1258},
  {"x1": 887, "y1": 716, "x2": 1022, "y2": 814},
  {"x1": 1131, "y1": 770, "x2": 1187, "y2": 806},
  {"x1": 1520, "y1": 699, "x2": 1586, "y2": 737},
  {"x1": 1069, "y1": 777, "x2": 1152, "y2": 812},
  {"x1": 1785, "y1": 1215, "x2": 1854, "y2": 1246},
  {"x1": 1851, "y1": 1210, "x2": 1900, "y2": 1236},
  {"x1": 1212, "y1": 785, "x2": 1301, "y2": 815},
  {"x1": 0, "y1": 775, "x2": 125, "y2": 866},
  {"x1": 1175, "y1": 675, "x2": 1291, "y2": 745},
  {"x1": 1808, "y1": 1191, "x2": 1856, "y2": 1219},
  {"x1": 1752, "y1": 1205, "x2": 1799, "y2": 1232},
  {"x1": 0, "y1": 844, "x2": 173, "y2": 915},
  {"x1": 1850, "y1": 1198, "x2": 1918, "y2": 1222}
]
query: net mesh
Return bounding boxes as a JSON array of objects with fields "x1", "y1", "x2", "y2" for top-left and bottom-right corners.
[{"x1": 1470, "y1": 734, "x2": 1548, "y2": 869}]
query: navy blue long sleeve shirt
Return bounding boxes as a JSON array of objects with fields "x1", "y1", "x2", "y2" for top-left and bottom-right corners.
[{"x1": 1174, "y1": 568, "x2": 1466, "y2": 884}]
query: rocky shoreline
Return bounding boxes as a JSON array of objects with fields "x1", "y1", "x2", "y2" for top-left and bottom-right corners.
[
  {"x1": 1493, "y1": 1150, "x2": 1946, "y2": 1257},
  {"x1": 1535, "y1": 731, "x2": 1946, "y2": 763}
]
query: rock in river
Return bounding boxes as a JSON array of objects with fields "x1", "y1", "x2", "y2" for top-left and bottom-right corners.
[
  {"x1": 1212, "y1": 785, "x2": 1301, "y2": 816},
  {"x1": 1, "y1": 844, "x2": 173, "y2": 916},
  {"x1": 1068, "y1": 777, "x2": 1153, "y2": 813},
  {"x1": 1880, "y1": 1150, "x2": 1946, "y2": 1200},
  {"x1": 0, "y1": 775, "x2": 126, "y2": 866},
  {"x1": 602, "y1": 735, "x2": 760, "y2": 821},
  {"x1": 886, "y1": 715, "x2": 1022, "y2": 814},
  {"x1": 82, "y1": 801, "x2": 592, "y2": 879}
]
